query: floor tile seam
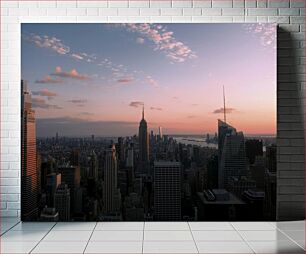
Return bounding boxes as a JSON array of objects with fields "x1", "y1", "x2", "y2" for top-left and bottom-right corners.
[
  {"x1": 0, "y1": 220, "x2": 21, "y2": 236},
  {"x1": 141, "y1": 220, "x2": 145, "y2": 254},
  {"x1": 187, "y1": 222, "x2": 200, "y2": 254},
  {"x1": 230, "y1": 222, "x2": 256, "y2": 254},
  {"x1": 83, "y1": 222, "x2": 98, "y2": 254},
  {"x1": 29, "y1": 221, "x2": 57, "y2": 254},
  {"x1": 275, "y1": 227, "x2": 306, "y2": 250}
]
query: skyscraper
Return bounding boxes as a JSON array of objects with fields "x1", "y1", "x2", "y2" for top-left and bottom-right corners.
[
  {"x1": 138, "y1": 106, "x2": 149, "y2": 175},
  {"x1": 250, "y1": 156, "x2": 266, "y2": 190},
  {"x1": 218, "y1": 120, "x2": 248, "y2": 189},
  {"x1": 218, "y1": 120, "x2": 236, "y2": 158},
  {"x1": 57, "y1": 166, "x2": 81, "y2": 192},
  {"x1": 46, "y1": 173, "x2": 61, "y2": 207},
  {"x1": 158, "y1": 126, "x2": 163, "y2": 139},
  {"x1": 218, "y1": 119, "x2": 236, "y2": 189},
  {"x1": 126, "y1": 146, "x2": 134, "y2": 169},
  {"x1": 89, "y1": 150, "x2": 98, "y2": 181},
  {"x1": 116, "y1": 137, "x2": 126, "y2": 166},
  {"x1": 70, "y1": 149, "x2": 80, "y2": 167},
  {"x1": 154, "y1": 161, "x2": 181, "y2": 221},
  {"x1": 21, "y1": 80, "x2": 39, "y2": 220},
  {"x1": 263, "y1": 170, "x2": 276, "y2": 220},
  {"x1": 245, "y1": 139, "x2": 263, "y2": 165},
  {"x1": 103, "y1": 145, "x2": 121, "y2": 214},
  {"x1": 54, "y1": 183, "x2": 70, "y2": 221},
  {"x1": 57, "y1": 165, "x2": 80, "y2": 215},
  {"x1": 266, "y1": 144, "x2": 276, "y2": 173}
]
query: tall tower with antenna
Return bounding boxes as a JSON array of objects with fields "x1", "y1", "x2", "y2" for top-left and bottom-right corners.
[{"x1": 138, "y1": 104, "x2": 149, "y2": 176}]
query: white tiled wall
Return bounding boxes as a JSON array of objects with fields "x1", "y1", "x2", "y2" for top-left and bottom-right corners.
[{"x1": 0, "y1": 0, "x2": 305, "y2": 219}]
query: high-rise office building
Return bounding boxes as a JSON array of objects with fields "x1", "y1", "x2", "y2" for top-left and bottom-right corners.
[
  {"x1": 126, "y1": 147, "x2": 134, "y2": 168},
  {"x1": 250, "y1": 156, "x2": 266, "y2": 190},
  {"x1": 158, "y1": 126, "x2": 163, "y2": 139},
  {"x1": 266, "y1": 144, "x2": 276, "y2": 173},
  {"x1": 89, "y1": 150, "x2": 98, "y2": 181},
  {"x1": 57, "y1": 166, "x2": 80, "y2": 192},
  {"x1": 74, "y1": 187, "x2": 83, "y2": 214},
  {"x1": 207, "y1": 155, "x2": 218, "y2": 189},
  {"x1": 218, "y1": 120, "x2": 236, "y2": 158},
  {"x1": 138, "y1": 106, "x2": 149, "y2": 175},
  {"x1": 218, "y1": 120, "x2": 248, "y2": 189},
  {"x1": 154, "y1": 161, "x2": 181, "y2": 221},
  {"x1": 103, "y1": 145, "x2": 121, "y2": 214},
  {"x1": 245, "y1": 139, "x2": 263, "y2": 165},
  {"x1": 21, "y1": 80, "x2": 39, "y2": 220},
  {"x1": 46, "y1": 173, "x2": 61, "y2": 207},
  {"x1": 70, "y1": 149, "x2": 80, "y2": 167},
  {"x1": 263, "y1": 170, "x2": 276, "y2": 220},
  {"x1": 57, "y1": 166, "x2": 80, "y2": 214},
  {"x1": 54, "y1": 183, "x2": 70, "y2": 221}
]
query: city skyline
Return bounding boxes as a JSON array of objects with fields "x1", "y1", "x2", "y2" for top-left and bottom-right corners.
[
  {"x1": 22, "y1": 23, "x2": 276, "y2": 136},
  {"x1": 21, "y1": 77, "x2": 277, "y2": 221}
]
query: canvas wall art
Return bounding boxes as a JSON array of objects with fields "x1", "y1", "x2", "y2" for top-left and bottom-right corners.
[{"x1": 21, "y1": 23, "x2": 276, "y2": 221}]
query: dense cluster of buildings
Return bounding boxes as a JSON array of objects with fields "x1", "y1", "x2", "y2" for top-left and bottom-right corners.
[{"x1": 21, "y1": 80, "x2": 277, "y2": 221}]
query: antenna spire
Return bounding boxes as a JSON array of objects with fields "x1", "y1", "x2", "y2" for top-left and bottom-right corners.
[
  {"x1": 223, "y1": 85, "x2": 226, "y2": 123},
  {"x1": 142, "y1": 104, "x2": 144, "y2": 119}
]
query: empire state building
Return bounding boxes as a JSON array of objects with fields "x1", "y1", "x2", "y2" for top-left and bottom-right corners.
[{"x1": 138, "y1": 106, "x2": 149, "y2": 175}]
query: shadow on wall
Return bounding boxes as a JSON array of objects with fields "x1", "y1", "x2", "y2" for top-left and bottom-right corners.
[{"x1": 276, "y1": 27, "x2": 305, "y2": 221}]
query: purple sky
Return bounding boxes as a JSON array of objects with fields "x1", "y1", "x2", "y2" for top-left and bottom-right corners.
[{"x1": 22, "y1": 23, "x2": 276, "y2": 137}]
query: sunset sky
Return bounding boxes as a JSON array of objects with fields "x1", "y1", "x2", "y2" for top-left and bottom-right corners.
[{"x1": 22, "y1": 23, "x2": 276, "y2": 137}]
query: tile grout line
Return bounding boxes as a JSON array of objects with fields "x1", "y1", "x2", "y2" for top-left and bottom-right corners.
[
  {"x1": 276, "y1": 227, "x2": 306, "y2": 251},
  {"x1": 142, "y1": 221, "x2": 145, "y2": 254},
  {"x1": 187, "y1": 221, "x2": 200, "y2": 254},
  {"x1": 83, "y1": 222, "x2": 97, "y2": 254},
  {"x1": 0, "y1": 220, "x2": 21, "y2": 236},
  {"x1": 29, "y1": 222, "x2": 58, "y2": 254},
  {"x1": 268, "y1": 221, "x2": 277, "y2": 229},
  {"x1": 229, "y1": 222, "x2": 256, "y2": 254}
]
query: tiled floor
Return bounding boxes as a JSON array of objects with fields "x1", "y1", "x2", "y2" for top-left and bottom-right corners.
[{"x1": 0, "y1": 218, "x2": 304, "y2": 253}]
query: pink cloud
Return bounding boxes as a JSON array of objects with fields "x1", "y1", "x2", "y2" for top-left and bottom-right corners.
[
  {"x1": 117, "y1": 76, "x2": 134, "y2": 84},
  {"x1": 32, "y1": 97, "x2": 62, "y2": 109},
  {"x1": 213, "y1": 108, "x2": 236, "y2": 114},
  {"x1": 24, "y1": 34, "x2": 70, "y2": 55},
  {"x1": 146, "y1": 76, "x2": 158, "y2": 87},
  {"x1": 35, "y1": 75, "x2": 63, "y2": 84},
  {"x1": 119, "y1": 24, "x2": 197, "y2": 63},
  {"x1": 71, "y1": 53, "x2": 84, "y2": 60},
  {"x1": 32, "y1": 89, "x2": 58, "y2": 100},
  {"x1": 136, "y1": 37, "x2": 145, "y2": 44},
  {"x1": 51, "y1": 66, "x2": 90, "y2": 81},
  {"x1": 150, "y1": 107, "x2": 162, "y2": 111},
  {"x1": 129, "y1": 101, "x2": 144, "y2": 108},
  {"x1": 23, "y1": 33, "x2": 97, "y2": 62},
  {"x1": 68, "y1": 99, "x2": 87, "y2": 104},
  {"x1": 243, "y1": 23, "x2": 276, "y2": 49}
]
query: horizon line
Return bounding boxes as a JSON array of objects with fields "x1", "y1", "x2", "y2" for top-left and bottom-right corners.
[{"x1": 37, "y1": 133, "x2": 277, "y2": 138}]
